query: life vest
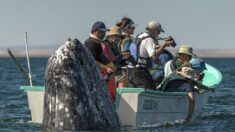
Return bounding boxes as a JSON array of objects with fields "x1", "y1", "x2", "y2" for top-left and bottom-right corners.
[{"x1": 128, "y1": 34, "x2": 153, "y2": 68}]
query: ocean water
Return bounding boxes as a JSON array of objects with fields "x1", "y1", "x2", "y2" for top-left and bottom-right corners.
[{"x1": 0, "y1": 57, "x2": 234, "y2": 132}]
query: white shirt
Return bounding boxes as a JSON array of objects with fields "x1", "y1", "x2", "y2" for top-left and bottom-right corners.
[
  {"x1": 164, "y1": 60, "x2": 175, "y2": 78},
  {"x1": 138, "y1": 32, "x2": 156, "y2": 59}
]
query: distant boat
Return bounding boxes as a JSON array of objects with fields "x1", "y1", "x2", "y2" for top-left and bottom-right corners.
[{"x1": 20, "y1": 63, "x2": 222, "y2": 125}]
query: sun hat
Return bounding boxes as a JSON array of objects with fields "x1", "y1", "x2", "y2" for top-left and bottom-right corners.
[
  {"x1": 176, "y1": 45, "x2": 193, "y2": 56},
  {"x1": 91, "y1": 21, "x2": 108, "y2": 32},
  {"x1": 107, "y1": 25, "x2": 123, "y2": 36},
  {"x1": 147, "y1": 21, "x2": 165, "y2": 33},
  {"x1": 176, "y1": 67, "x2": 196, "y2": 80},
  {"x1": 190, "y1": 58, "x2": 207, "y2": 72}
]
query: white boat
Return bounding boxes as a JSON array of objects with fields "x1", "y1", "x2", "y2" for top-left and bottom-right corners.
[{"x1": 20, "y1": 63, "x2": 222, "y2": 125}]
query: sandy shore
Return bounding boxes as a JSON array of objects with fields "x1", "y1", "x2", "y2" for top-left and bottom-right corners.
[{"x1": 0, "y1": 48, "x2": 235, "y2": 58}]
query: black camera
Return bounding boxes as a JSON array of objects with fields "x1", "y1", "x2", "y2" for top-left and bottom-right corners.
[{"x1": 163, "y1": 36, "x2": 177, "y2": 47}]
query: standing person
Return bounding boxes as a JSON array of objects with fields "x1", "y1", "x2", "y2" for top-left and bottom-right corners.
[
  {"x1": 116, "y1": 17, "x2": 136, "y2": 87},
  {"x1": 160, "y1": 67, "x2": 215, "y2": 122},
  {"x1": 164, "y1": 45, "x2": 193, "y2": 78},
  {"x1": 84, "y1": 21, "x2": 115, "y2": 80},
  {"x1": 101, "y1": 25, "x2": 128, "y2": 101},
  {"x1": 128, "y1": 20, "x2": 173, "y2": 90}
]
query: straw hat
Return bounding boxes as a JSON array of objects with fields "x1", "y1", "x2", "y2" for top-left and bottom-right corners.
[
  {"x1": 176, "y1": 67, "x2": 196, "y2": 80},
  {"x1": 107, "y1": 25, "x2": 123, "y2": 36},
  {"x1": 177, "y1": 45, "x2": 193, "y2": 56}
]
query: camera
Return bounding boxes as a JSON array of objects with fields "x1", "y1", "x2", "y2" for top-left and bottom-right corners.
[{"x1": 163, "y1": 36, "x2": 177, "y2": 47}]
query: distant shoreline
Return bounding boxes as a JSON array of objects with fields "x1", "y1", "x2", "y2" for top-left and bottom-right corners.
[{"x1": 0, "y1": 48, "x2": 235, "y2": 58}]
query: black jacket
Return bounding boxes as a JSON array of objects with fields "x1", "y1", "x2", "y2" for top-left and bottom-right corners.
[{"x1": 84, "y1": 37, "x2": 110, "y2": 65}]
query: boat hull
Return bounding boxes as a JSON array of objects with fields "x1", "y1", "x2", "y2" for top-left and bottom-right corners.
[
  {"x1": 20, "y1": 86, "x2": 210, "y2": 126},
  {"x1": 116, "y1": 88, "x2": 210, "y2": 126}
]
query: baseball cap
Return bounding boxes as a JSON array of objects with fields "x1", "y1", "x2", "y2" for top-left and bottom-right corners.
[
  {"x1": 91, "y1": 21, "x2": 108, "y2": 32},
  {"x1": 190, "y1": 58, "x2": 207, "y2": 72},
  {"x1": 147, "y1": 21, "x2": 165, "y2": 33}
]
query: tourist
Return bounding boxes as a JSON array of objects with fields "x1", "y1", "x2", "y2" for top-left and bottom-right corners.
[
  {"x1": 84, "y1": 21, "x2": 115, "y2": 75},
  {"x1": 101, "y1": 25, "x2": 128, "y2": 101},
  {"x1": 160, "y1": 67, "x2": 214, "y2": 122},
  {"x1": 127, "y1": 20, "x2": 173, "y2": 89},
  {"x1": 116, "y1": 17, "x2": 136, "y2": 87},
  {"x1": 190, "y1": 57, "x2": 207, "y2": 82},
  {"x1": 164, "y1": 45, "x2": 193, "y2": 78}
]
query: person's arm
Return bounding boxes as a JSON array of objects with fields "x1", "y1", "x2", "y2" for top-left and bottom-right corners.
[
  {"x1": 96, "y1": 61, "x2": 114, "y2": 74},
  {"x1": 151, "y1": 40, "x2": 173, "y2": 61},
  {"x1": 194, "y1": 80, "x2": 215, "y2": 92}
]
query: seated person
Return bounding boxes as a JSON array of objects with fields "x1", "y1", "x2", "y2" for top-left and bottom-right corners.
[
  {"x1": 164, "y1": 45, "x2": 193, "y2": 78},
  {"x1": 190, "y1": 57, "x2": 207, "y2": 82},
  {"x1": 152, "y1": 51, "x2": 172, "y2": 84},
  {"x1": 160, "y1": 67, "x2": 214, "y2": 122}
]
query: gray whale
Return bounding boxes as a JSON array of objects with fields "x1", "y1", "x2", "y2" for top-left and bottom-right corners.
[{"x1": 43, "y1": 38, "x2": 120, "y2": 130}]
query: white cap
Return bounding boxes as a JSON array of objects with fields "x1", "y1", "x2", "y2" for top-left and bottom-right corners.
[{"x1": 147, "y1": 21, "x2": 165, "y2": 33}]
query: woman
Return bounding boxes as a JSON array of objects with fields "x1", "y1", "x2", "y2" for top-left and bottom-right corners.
[
  {"x1": 101, "y1": 25, "x2": 127, "y2": 101},
  {"x1": 116, "y1": 17, "x2": 136, "y2": 87}
]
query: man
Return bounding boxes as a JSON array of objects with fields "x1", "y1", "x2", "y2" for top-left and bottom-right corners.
[
  {"x1": 84, "y1": 21, "x2": 114, "y2": 75},
  {"x1": 128, "y1": 20, "x2": 173, "y2": 90},
  {"x1": 164, "y1": 45, "x2": 193, "y2": 78},
  {"x1": 160, "y1": 67, "x2": 214, "y2": 122}
]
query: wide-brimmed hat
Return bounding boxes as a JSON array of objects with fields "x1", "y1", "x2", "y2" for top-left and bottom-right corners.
[
  {"x1": 176, "y1": 45, "x2": 193, "y2": 56},
  {"x1": 147, "y1": 21, "x2": 165, "y2": 33},
  {"x1": 176, "y1": 67, "x2": 196, "y2": 80},
  {"x1": 107, "y1": 25, "x2": 123, "y2": 37}
]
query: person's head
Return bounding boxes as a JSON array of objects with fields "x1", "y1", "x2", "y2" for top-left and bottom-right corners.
[
  {"x1": 116, "y1": 17, "x2": 136, "y2": 35},
  {"x1": 190, "y1": 58, "x2": 207, "y2": 72},
  {"x1": 176, "y1": 45, "x2": 193, "y2": 62},
  {"x1": 106, "y1": 25, "x2": 123, "y2": 44},
  {"x1": 91, "y1": 21, "x2": 108, "y2": 40},
  {"x1": 146, "y1": 21, "x2": 165, "y2": 37},
  {"x1": 190, "y1": 58, "x2": 207, "y2": 80}
]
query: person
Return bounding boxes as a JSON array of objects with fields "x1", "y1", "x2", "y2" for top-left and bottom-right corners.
[
  {"x1": 115, "y1": 17, "x2": 137, "y2": 88},
  {"x1": 84, "y1": 21, "x2": 115, "y2": 79},
  {"x1": 160, "y1": 67, "x2": 215, "y2": 122},
  {"x1": 101, "y1": 25, "x2": 129, "y2": 101},
  {"x1": 151, "y1": 46, "x2": 174, "y2": 84},
  {"x1": 164, "y1": 45, "x2": 193, "y2": 78},
  {"x1": 190, "y1": 57, "x2": 207, "y2": 82},
  {"x1": 127, "y1": 20, "x2": 173, "y2": 90}
]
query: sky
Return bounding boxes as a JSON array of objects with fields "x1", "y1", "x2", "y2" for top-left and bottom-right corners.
[{"x1": 0, "y1": 0, "x2": 235, "y2": 50}]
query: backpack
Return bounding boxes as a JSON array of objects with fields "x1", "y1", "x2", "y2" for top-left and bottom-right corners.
[{"x1": 128, "y1": 34, "x2": 152, "y2": 68}]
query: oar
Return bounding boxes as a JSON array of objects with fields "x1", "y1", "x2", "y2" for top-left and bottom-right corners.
[{"x1": 7, "y1": 48, "x2": 30, "y2": 81}]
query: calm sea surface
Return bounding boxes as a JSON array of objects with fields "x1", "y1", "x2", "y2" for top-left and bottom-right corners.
[{"x1": 0, "y1": 57, "x2": 234, "y2": 132}]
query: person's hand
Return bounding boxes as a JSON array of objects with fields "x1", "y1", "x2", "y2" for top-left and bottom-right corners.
[
  {"x1": 163, "y1": 40, "x2": 173, "y2": 47},
  {"x1": 122, "y1": 52, "x2": 130, "y2": 59},
  {"x1": 106, "y1": 67, "x2": 115, "y2": 74},
  {"x1": 208, "y1": 87, "x2": 215, "y2": 92}
]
